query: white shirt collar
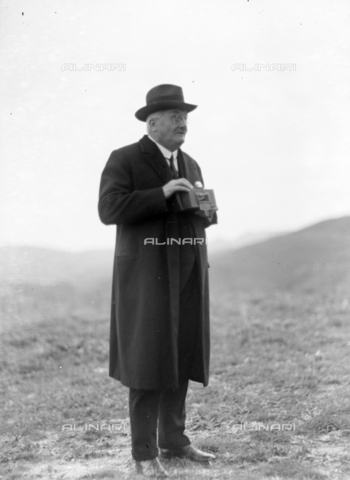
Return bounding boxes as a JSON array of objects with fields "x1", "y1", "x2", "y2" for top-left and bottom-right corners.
[{"x1": 148, "y1": 135, "x2": 178, "y2": 160}]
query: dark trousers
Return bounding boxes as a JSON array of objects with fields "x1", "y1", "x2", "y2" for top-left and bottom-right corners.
[
  {"x1": 129, "y1": 381, "x2": 190, "y2": 460},
  {"x1": 129, "y1": 251, "x2": 199, "y2": 461}
]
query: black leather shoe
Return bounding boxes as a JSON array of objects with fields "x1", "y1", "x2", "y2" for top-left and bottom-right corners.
[
  {"x1": 135, "y1": 457, "x2": 169, "y2": 478},
  {"x1": 160, "y1": 445, "x2": 216, "y2": 462}
]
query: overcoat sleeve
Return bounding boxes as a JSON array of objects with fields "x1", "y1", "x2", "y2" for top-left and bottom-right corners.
[{"x1": 98, "y1": 150, "x2": 168, "y2": 225}]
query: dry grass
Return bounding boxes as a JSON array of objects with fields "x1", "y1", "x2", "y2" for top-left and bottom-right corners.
[{"x1": 1, "y1": 285, "x2": 350, "y2": 479}]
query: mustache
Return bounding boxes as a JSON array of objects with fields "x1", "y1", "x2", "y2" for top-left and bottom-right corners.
[{"x1": 175, "y1": 127, "x2": 187, "y2": 134}]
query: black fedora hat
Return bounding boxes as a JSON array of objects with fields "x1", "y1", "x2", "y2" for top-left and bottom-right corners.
[{"x1": 135, "y1": 84, "x2": 197, "y2": 122}]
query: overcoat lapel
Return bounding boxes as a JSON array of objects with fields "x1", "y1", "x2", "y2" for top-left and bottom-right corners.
[
  {"x1": 138, "y1": 135, "x2": 200, "y2": 185},
  {"x1": 139, "y1": 135, "x2": 173, "y2": 184},
  {"x1": 177, "y1": 149, "x2": 200, "y2": 184}
]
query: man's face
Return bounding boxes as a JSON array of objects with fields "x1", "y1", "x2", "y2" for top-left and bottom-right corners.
[{"x1": 150, "y1": 109, "x2": 188, "y2": 151}]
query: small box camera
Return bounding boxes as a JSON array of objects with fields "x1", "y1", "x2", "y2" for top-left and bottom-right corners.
[{"x1": 173, "y1": 187, "x2": 218, "y2": 217}]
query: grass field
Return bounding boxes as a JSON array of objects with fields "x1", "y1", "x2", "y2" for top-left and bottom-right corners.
[{"x1": 1, "y1": 284, "x2": 350, "y2": 479}]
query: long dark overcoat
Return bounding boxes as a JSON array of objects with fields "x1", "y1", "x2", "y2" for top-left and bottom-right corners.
[{"x1": 98, "y1": 135, "x2": 217, "y2": 390}]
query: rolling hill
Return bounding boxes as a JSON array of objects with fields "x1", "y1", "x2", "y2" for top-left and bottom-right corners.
[
  {"x1": 210, "y1": 216, "x2": 350, "y2": 292},
  {"x1": 1, "y1": 216, "x2": 349, "y2": 294}
]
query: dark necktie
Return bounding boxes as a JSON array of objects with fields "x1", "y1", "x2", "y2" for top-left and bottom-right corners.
[{"x1": 168, "y1": 154, "x2": 178, "y2": 179}]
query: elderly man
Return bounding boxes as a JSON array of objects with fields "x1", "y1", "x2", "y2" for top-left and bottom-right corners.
[{"x1": 98, "y1": 84, "x2": 217, "y2": 478}]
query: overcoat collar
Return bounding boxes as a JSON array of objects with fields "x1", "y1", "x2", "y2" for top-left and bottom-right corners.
[
  {"x1": 177, "y1": 150, "x2": 199, "y2": 185},
  {"x1": 138, "y1": 135, "x2": 198, "y2": 185},
  {"x1": 139, "y1": 135, "x2": 172, "y2": 184}
]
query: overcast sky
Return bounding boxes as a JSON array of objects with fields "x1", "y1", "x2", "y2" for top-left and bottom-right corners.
[{"x1": 0, "y1": 0, "x2": 349, "y2": 252}]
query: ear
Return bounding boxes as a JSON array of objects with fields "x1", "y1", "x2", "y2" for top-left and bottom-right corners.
[{"x1": 149, "y1": 119, "x2": 158, "y2": 133}]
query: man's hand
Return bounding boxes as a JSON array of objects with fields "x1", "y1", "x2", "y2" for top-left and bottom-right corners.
[
  {"x1": 195, "y1": 209, "x2": 216, "y2": 221},
  {"x1": 162, "y1": 179, "x2": 194, "y2": 199}
]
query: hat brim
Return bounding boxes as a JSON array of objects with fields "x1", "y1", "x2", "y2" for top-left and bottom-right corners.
[{"x1": 135, "y1": 101, "x2": 197, "y2": 122}]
